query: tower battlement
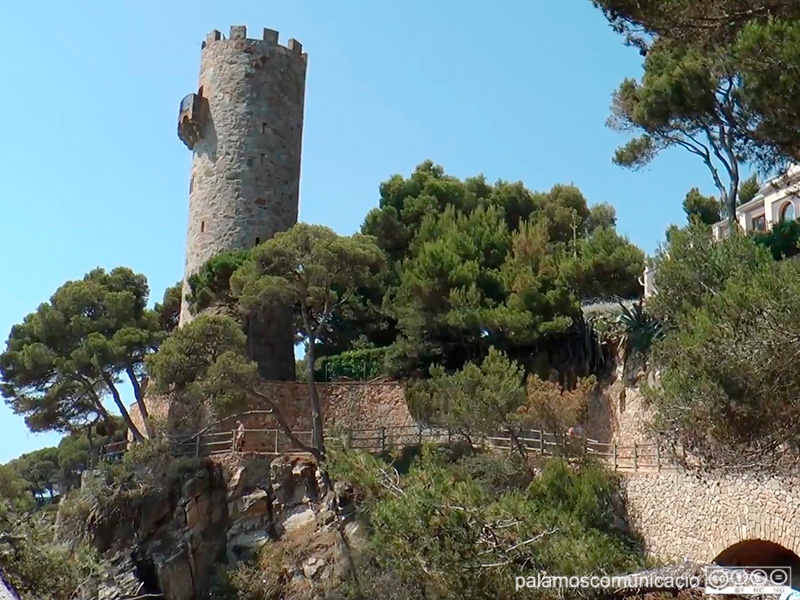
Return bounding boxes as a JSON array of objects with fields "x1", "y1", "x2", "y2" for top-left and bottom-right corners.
[{"x1": 201, "y1": 26, "x2": 308, "y2": 62}]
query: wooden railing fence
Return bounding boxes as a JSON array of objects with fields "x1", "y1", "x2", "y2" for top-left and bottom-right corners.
[{"x1": 101, "y1": 425, "x2": 678, "y2": 472}]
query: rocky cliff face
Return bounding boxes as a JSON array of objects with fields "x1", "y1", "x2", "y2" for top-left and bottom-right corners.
[
  {"x1": 60, "y1": 453, "x2": 359, "y2": 600},
  {"x1": 578, "y1": 347, "x2": 659, "y2": 448}
]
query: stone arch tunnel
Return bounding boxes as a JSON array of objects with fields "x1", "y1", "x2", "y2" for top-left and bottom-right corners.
[
  {"x1": 622, "y1": 471, "x2": 800, "y2": 579},
  {"x1": 714, "y1": 539, "x2": 800, "y2": 568},
  {"x1": 714, "y1": 540, "x2": 800, "y2": 589}
]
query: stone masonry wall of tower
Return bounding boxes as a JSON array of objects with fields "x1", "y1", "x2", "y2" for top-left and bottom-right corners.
[{"x1": 177, "y1": 25, "x2": 306, "y2": 380}]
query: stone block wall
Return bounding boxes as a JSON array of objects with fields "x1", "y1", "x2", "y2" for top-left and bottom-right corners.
[
  {"x1": 131, "y1": 380, "x2": 415, "y2": 447},
  {"x1": 132, "y1": 355, "x2": 656, "y2": 451},
  {"x1": 180, "y1": 26, "x2": 308, "y2": 326},
  {"x1": 177, "y1": 25, "x2": 307, "y2": 380},
  {"x1": 622, "y1": 470, "x2": 800, "y2": 563}
]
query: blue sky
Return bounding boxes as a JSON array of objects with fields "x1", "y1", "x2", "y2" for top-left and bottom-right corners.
[{"x1": 0, "y1": 0, "x2": 719, "y2": 463}]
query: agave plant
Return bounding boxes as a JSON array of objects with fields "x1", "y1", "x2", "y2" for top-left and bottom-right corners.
[{"x1": 617, "y1": 300, "x2": 664, "y2": 365}]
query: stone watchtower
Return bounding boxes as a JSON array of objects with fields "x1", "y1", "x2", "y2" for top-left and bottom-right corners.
[{"x1": 177, "y1": 25, "x2": 307, "y2": 379}]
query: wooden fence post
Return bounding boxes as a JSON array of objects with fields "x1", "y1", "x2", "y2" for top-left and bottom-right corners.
[
  {"x1": 656, "y1": 445, "x2": 661, "y2": 472},
  {"x1": 418, "y1": 424, "x2": 423, "y2": 445},
  {"x1": 231, "y1": 430, "x2": 237, "y2": 453},
  {"x1": 633, "y1": 443, "x2": 638, "y2": 471},
  {"x1": 612, "y1": 443, "x2": 617, "y2": 471},
  {"x1": 539, "y1": 431, "x2": 545, "y2": 455},
  {"x1": 447, "y1": 429, "x2": 452, "y2": 444},
  {"x1": 195, "y1": 435, "x2": 201, "y2": 458}
]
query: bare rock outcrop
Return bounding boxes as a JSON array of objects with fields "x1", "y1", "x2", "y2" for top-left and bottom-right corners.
[{"x1": 63, "y1": 453, "x2": 361, "y2": 600}]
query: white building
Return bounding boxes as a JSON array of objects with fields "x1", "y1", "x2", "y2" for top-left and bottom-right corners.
[
  {"x1": 712, "y1": 166, "x2": 800, "y2": 240},
  {"x1": 643, "y1": 166, "x2": 800, "y2": 299}
]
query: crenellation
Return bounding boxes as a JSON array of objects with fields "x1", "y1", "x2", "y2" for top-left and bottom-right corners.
[
  {"x1": 200, "y1": 25, "x2": 304, "y2": 58},
  {"x1": 263, "y1": 28, "x2": 279, "y2": 45}
]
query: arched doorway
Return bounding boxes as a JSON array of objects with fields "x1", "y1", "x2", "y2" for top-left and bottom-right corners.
[{"x1": 781, "y1": 201, "x2": 796, "y2": 223}]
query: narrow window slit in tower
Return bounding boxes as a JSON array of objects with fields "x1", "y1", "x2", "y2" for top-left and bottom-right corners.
[
  {"x1": 261, "y1": 154, "x2": 266, "y2": 164},
  {"x1": 247, "y1": 157, "x2": 254, "y2": 167},
  {"x1": 255, "y1": 237, "x2": 261, "y2": 246},
  {"x1": 262, "y1": 123, "x2": 268, "y2": 134},
  {"x1": 200, "y1": 221, "x2": 205, "y2": 233}
]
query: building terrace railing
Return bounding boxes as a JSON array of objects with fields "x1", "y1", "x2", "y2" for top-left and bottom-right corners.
[{"x1": 101, "y1": 426, "x2": 679, "y2": 472}]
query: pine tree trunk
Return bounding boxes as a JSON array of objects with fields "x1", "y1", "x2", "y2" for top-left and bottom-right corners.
[
  {"x1": 127, "y1": 366, "x2": 155, "y2": 439},
  {"x1": 305, "y1": 337, "x2": 326, "y2": 457}
]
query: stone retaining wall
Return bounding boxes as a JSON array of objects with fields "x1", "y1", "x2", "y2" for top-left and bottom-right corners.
[{"x1": 131, "y1": 380, "x2": 414, "y2": 441}]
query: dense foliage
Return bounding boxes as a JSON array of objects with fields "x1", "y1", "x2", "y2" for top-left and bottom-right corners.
[
  {"x1": 0, "y1": 425, "x2": 126, "y2": 600},
  {"x1": 154, "y1": 281, "x2": 183, "y2": 334},
  {"x1": 172, "y1": 164, "x2": 642, "y2": 387},
  {"x1": 0, "y1": 464, "x2": 33, "y2": 522},
  {"x1": 185, "y1": 249, "x2": 251, "y2": 314},
  {"x1": 682, "y1": 188, "x2": 721, "y2": 226},
  {"x1": 407, "y1": 348, "x2": 529, "y2": 448},
  {"x1": 0, "y1": 509, "x2": 100, "y2": 600},
  {"x1": 408, "y1": 348, "x2": 595, "y2": 458},
  {"x1": 647, "y1": 226, "x2": 800, "y2": 469},
  {"x1": 315, "y1": 346, "x2": 388, "y2": 381},
  {"x1": 592, "y1": 0, "x2": 800, "y2": 172},
  {"x1": 326, "y1": 449, "x2": 643, "y2": 600},
  {"x1": 360, "y1": 162, "x2": 643, "y2": 377},
  {"x1": 753, "y1": 219, "x2": 800, "y2": 260},
  {"x1": 681, "y1": 175, "x2": 762, "y2": 226},
  {"x1": 0, "y1": 268, "x2": 168, "y2": 441}
]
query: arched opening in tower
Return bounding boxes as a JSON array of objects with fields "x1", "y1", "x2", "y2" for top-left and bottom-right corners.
[{"x1": 714, "y1": 539, "x2": 800, "y2": 589}]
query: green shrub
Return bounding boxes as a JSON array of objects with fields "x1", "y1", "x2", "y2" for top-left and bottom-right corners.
[
  {"x1": 315, "y1": 347, "x2": 388, "y2": 381},
  {"x1": 1, "y1": 510, "x2": 100, "y2": 600},
  {"x1": 209, "y1": 560, "x2": 282, "y2": 600},
  {"x1": 452, "y1": 451, "x2": 533, "y2": 495},
  {"x1": 331, "y1": 448, "x2": 642, "y2": 599},
  {"x1": 186, "y1": 249, "x2": 251, "y2": 314},
  {"x1": 753, "y1": 219, "x2": 800, "y2": 260},
  {"x1": 55, "y1": 493, "x2": 93, "y2": 542},
  {"x1": 121, "y1": 437, "x2": 172, "y2": 480}
]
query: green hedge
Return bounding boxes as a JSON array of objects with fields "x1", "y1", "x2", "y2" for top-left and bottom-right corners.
[
  {"x1": 315, "y1": 347, "x2": 388, "y2": 382},
  {"x1": 753, "y1": 220, "x2": 800, "y2": 260}
]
